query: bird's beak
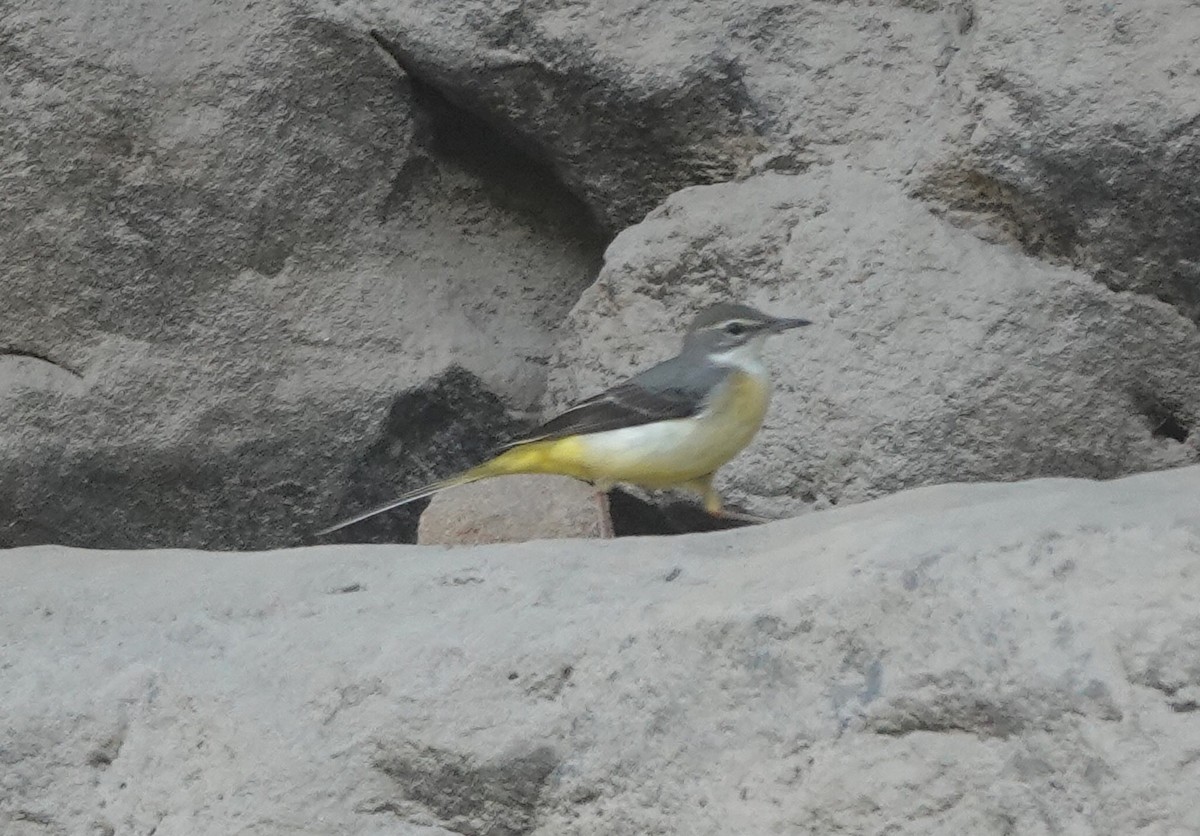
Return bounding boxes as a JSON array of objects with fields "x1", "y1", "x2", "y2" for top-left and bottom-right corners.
[{"x1": 767, "y1": 316, "x2": 812, "y2": 333}]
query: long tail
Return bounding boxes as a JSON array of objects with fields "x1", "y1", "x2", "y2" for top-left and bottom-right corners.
[{"x1": 315, "y1": 461, "x2": 499, "y2": 536}]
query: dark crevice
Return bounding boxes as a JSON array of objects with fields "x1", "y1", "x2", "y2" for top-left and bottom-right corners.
[
  {"x1": 1134, "y1": 676, "x2": 1200, "y2": 712},
  {"x1": 870, "y1": 707, "x2": 1024, "y2": 739},
  {"x1": 1135, "y1": 395, "x2": 1192, "y2": 443},
  {"x1": 13, "y1": 810, "x2": 55, "y2": 826},
  {"x1": 914, "y1": 167, "x2": 1082, "y2": 263},
  {"x1": 319, "y1": 367, "x2": 529, "y2": 545},
  {"x1": 0, "y1": 348, "x2": 83, "y2": 378},
  {"x1": 957, "y1": 0, "x2": 977, "y2": 34},
  {"x1": 1151, "y1": 412, "x2": 1190, "y2": 443},
  {"x1": 609, "y1": 489, "x2": 761, "y2": 537},
  {"x1": 367, "y1": 29, "x2": 609, "y2": 254}
]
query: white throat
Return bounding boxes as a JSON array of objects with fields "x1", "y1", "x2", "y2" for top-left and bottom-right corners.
[{"x1": 707, "y1": 335, "x2": 769, "y2": 377}]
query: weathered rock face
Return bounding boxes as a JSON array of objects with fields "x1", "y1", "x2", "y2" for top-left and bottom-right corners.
[
  {"x1": 350, "y1": 14, "x2": 762, "y2": 236},
  {"x1": 0, "y1": 0, "x2": 603, "y2": 549},
  {"x1": 548, "y1": 166, "x2": 1200, "y2": 517},
  {"x1": 339, "y1": 0, "x2": 959, "y2": 230},
  {"x1": 6, "y1": 1, "x2": 1200, "y2": 830},
  {"x1": 418, "y1": 474, "x2": 607, "y2": 545},
  {"x1": 918, "y1": 0, "x2": 1200, "y2": 321},
  {"x1": 4, "y1": 0, "x2": 1199, "y2": 547},
  {"x1": 4, "y1": 467, "x2": 1199, "y2": 834},
  {"x1": 343, "y1": 0, "x2": 1200, "y2": 325}
]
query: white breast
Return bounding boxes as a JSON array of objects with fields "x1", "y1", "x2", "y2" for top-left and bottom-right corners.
[{"x1": 574, "y1": 358, "x2": 773, "y2": 490}]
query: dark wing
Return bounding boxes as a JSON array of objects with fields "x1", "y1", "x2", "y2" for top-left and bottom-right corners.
[
  {"x1": 500, "y1": 352, "x2": 732, "y2": 448},
  {"x1": 516, "y1": 382, "x2": 697, "y2": 442}
]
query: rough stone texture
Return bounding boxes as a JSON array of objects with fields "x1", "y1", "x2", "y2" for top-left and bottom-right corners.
[
  {"x1": 333, "y1": 0, "x2": 957, "y2": 232},
  {"x1": 917, "y1": 0, "x2": 1200, "y2": 320},
  {"x1": 0, "y1": 0, "x2": 603, "y2": 549},
  {"x1": 6, "y1": 0, "x2": 1200, "y2": 547},
  {"x1": 548, "y1": 166, "x2": 1200, "y2": 519},
  {"x1": 7, "y1": 0, "x2": 1200, "y2": 830},
  {"x1": 317, "y1": 367, "x2": 531, "y2": 545},
  {"x1": 4, "y1": 467, "x2": 1200, "y2": 834},
  {"x1": 336, "y1": 0, "x2": 1200, "y2": 322},
  {"x1": 418, "y1": 475, "x2": 606, "y2": 545}
]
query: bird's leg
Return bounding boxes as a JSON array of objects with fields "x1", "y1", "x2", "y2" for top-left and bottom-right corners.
[
  {"x1": 688, "y1": 473, "x2": 772, "y2": 525},
  {"x1": 592, "y1": 483, "x2": 614, "y2": 539},
  {"x1": 686, "y1": 473, "x2": 725, "y2": 516}
]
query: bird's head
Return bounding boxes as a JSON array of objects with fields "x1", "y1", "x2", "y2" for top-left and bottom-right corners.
[{"x1": 682, "y1": 302, "x2": 811, "y2": 363}]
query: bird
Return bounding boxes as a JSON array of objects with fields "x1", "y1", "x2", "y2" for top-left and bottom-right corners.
[{"x1": 317, "y1": 302, "x2": 811, "y2": 536}]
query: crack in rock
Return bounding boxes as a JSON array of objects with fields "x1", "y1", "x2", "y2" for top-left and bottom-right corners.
[{"x1": 0, "y1": 348, "x2": 83, "y2": 379}]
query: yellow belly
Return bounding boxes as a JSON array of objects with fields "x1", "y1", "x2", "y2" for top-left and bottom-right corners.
[{"x1": 487, "y1": 371, "x2": 771, "y2": 489}]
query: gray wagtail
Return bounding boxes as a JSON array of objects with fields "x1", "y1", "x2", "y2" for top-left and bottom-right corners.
[{"x1": 318, "y1": 302, "x2": 811, "y2": 534}]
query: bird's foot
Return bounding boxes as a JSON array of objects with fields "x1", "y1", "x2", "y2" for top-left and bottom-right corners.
[{"x1": 708, "y1": 506, "x2": 774, "y2": 525}]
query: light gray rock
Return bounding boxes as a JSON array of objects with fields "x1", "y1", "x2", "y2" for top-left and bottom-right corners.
[
  {"x1": 336, "y1": 0, "x2": 1200, "y2": 320},
  {"x1": 4, "y1": 466, "x2": 1199, "y2": 834},
  {"x1": 7, "y1": 0, "x2": 1199, "y2": 547},
  {"x1": 0, "y1": 0, "x2": 603, "y2": 549},
  {"x1": 418, "y1": 475, "x2": 607, "y2": 545},
  {"x1": 547, "y1": 166, "x2": 1200, "y2": 518},
  {"x1": 334, "y1": 0, "x2": 958, "y2": 231},
  {"x1": 917, "y1": 0, "x2": 1200, "y2": 319},
  {"x1": 319, "y1": 0, "x2": 1200, "y2": 520}
]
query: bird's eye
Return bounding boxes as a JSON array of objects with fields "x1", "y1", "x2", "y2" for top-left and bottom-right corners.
[{"x1": 724, "y1": 321, "x2": 747, "y2": 336}]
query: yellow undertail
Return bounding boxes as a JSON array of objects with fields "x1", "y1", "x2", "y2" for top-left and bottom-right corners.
[
  {"x1": 316, "y1": 439, "x2": 603, "y2": 535},
  {"x1": 317, "y1": 410, "x2": 759, "y2": 536}
]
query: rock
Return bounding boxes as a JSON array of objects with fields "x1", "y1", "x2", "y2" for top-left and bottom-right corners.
[
  {"x1": 0, "y1": 0, "x2": 603, "y2": 549},
  {"x1": 418, "y1": 475, "x2": 607, "y2": 545},
  {"x1": 346, "y1": 6, "x2": 765, "y2": 234},
  {"x1": 318, "y1": 367, "x2": 531, "y2": 545},
  {"x1": 917, "y1": 0, "x2": 1200, "y2": 320},
  {"x1": 417, "y1": 477, "x2": 768, "y2": 544},
  {"x1": 338, "y1": 0, "x2": 958, "y2": 232},
  {"x1": 341, "y1": 0, "x2": 1200, "y2": 319},
  {"x1": 546, "y1": 166, "x2": 1200, "y2": 518},
  {"x1": 3, "y1": 466, "x2": 1200, "y2": 834},
  {"x1": 6, "y1": 0, "x2": 1200, "y2": 549}
]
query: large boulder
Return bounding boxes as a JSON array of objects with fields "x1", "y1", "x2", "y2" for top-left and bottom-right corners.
[
  {"x1": 4, "y1": 466, "x2": 1199, "y2": 833},
  {"x1": 547, "y1": 166, "x2": 1200, "y2": 517},
  {"x1": 344, "y1": 0, "x2": 1200, "y2": 319},
  {"x1": 0, "y1": 0, "x2": 603, "y2": 549},
  {"x1": 5, "y1": 0, "x2": 1199, "y2": 547},
  {"x1": 326, "y1": 0, "x2": 1200, "y2": 520},
  {"x1": 918, "y1": 0, "x2": 1200, "y2": 320},
  {"x1": 338, "y1": 0, "x2": 959, "y2": 231}
]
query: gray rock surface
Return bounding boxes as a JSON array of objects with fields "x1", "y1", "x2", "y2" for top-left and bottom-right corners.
[
  {"x1": 418, "y1": 475, "x2": 607, "y2": 545},
  {"x1": 917, "y1": 0, "x2": 1200, "y2": 320},
  {"x1": 338, "y1": 0, "x2": 1200, "y2": 321},
  {"x1": 334, "y1": 0, "x2": 957, "y2": 231},
  {"x1": 548, "y1": 166, "x2": 1200, "y2": 518},
  {"x1": 5, "y1": 0, "x2": 1199, "y2": 548},
  {"x1": 1, "y1": 0, "x2": 603, "y2": 549},
  {"x1": 4, "y1": 466, "x2": 1200, "y2": 834}
]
